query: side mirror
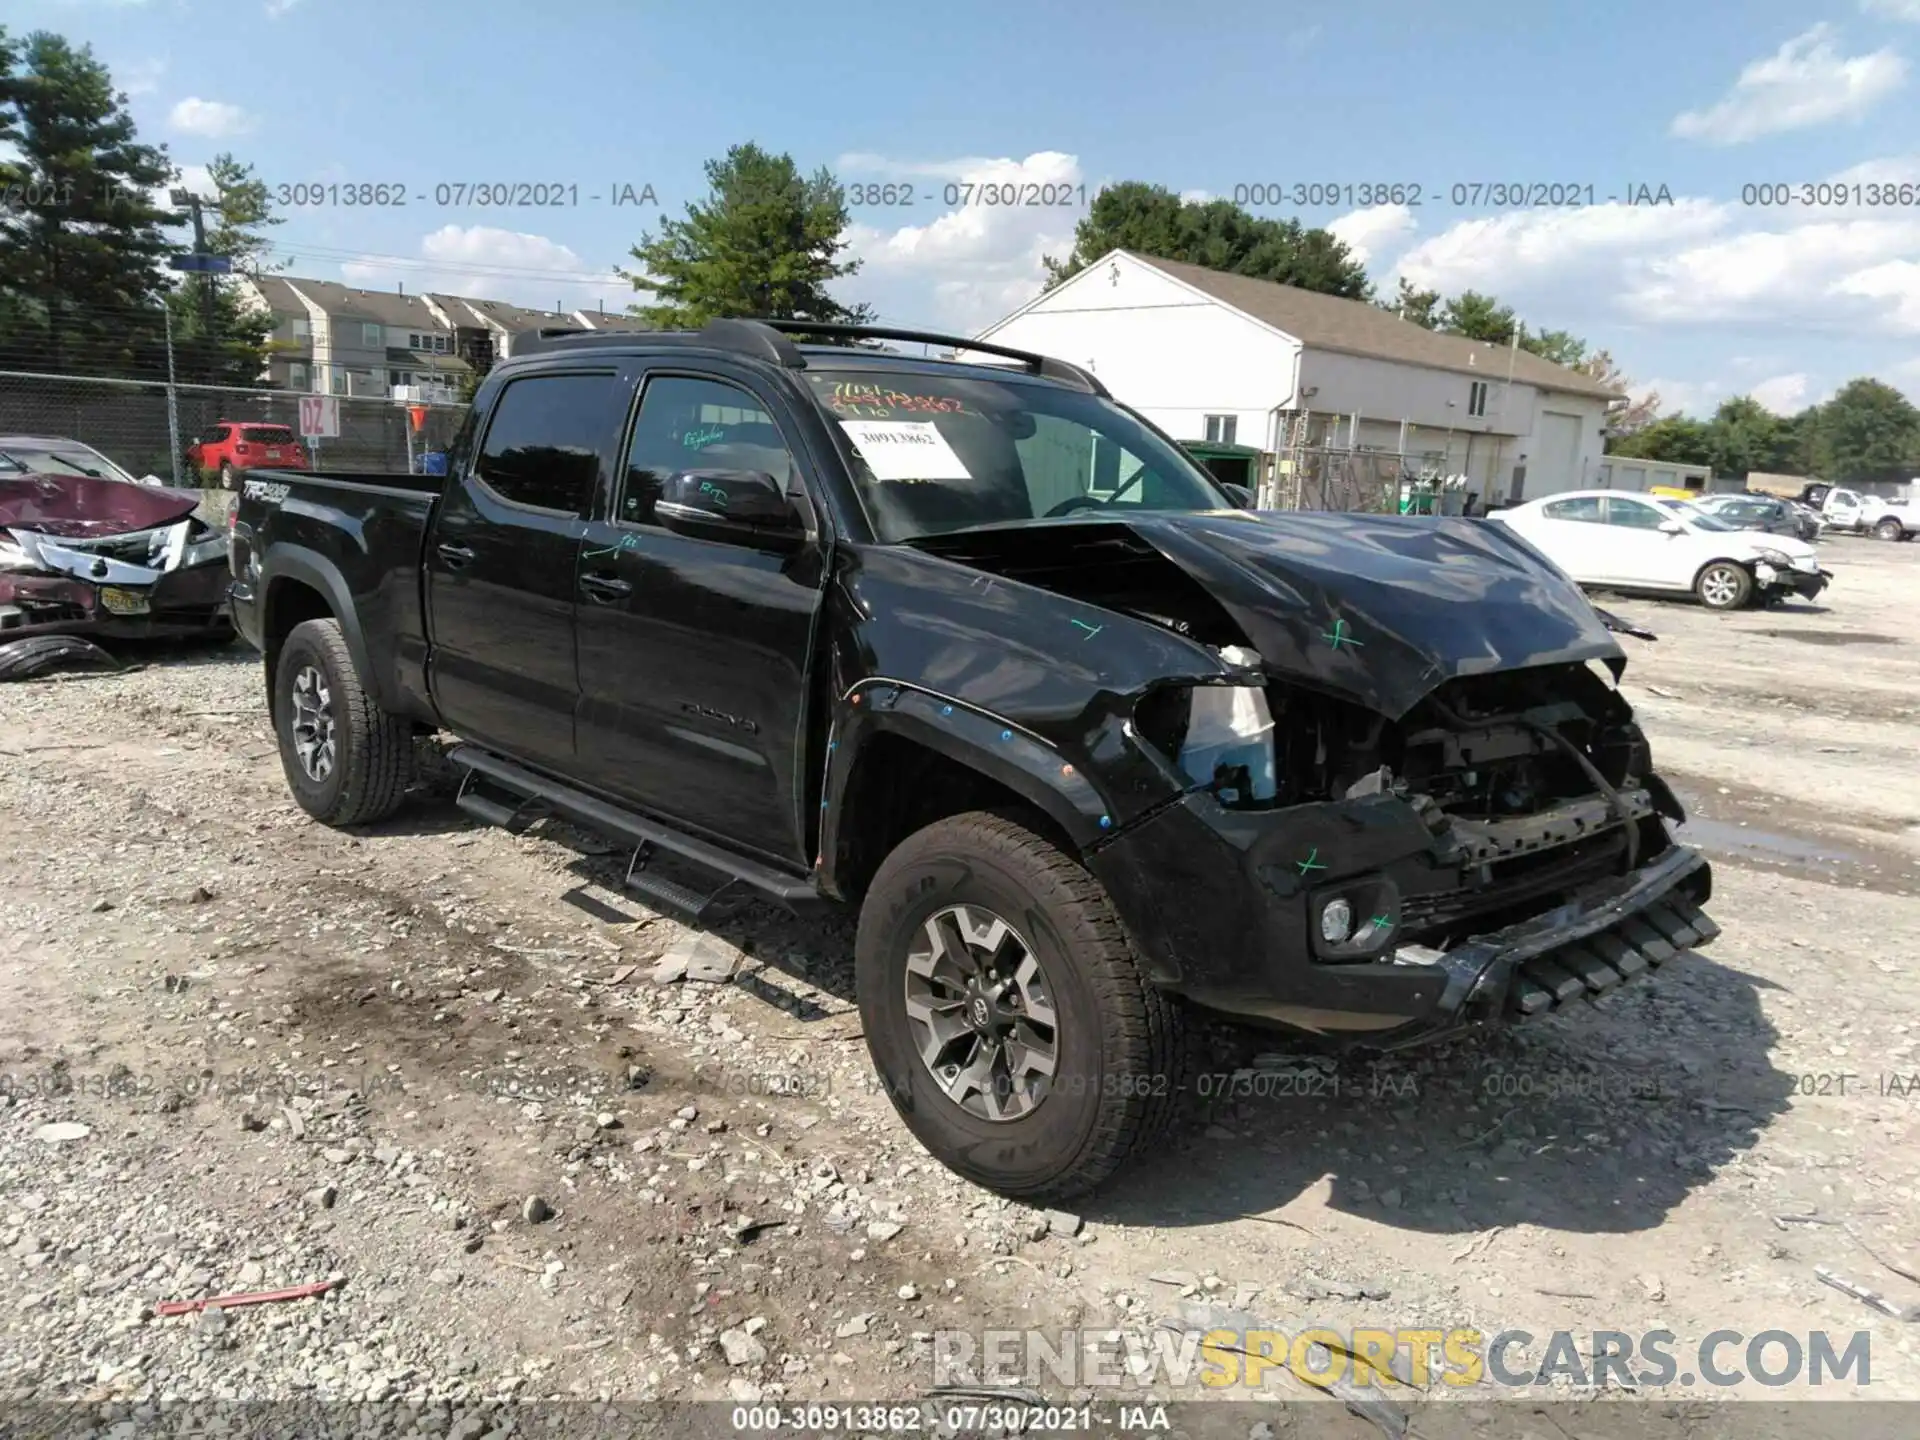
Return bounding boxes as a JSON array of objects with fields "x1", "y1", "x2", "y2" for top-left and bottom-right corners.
[
  {"x1": 656, "y1": 469, "x2": 803, "y2": 549},
  {"x1": 1659, "y1": 519, "x2": 1685, "y2": 535},
  {"x1": 1218, "y1": 482, "x2": 1255, "y2": 509}
]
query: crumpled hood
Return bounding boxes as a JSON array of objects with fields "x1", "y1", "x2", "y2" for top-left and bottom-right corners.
[
  {"x1": 0, "y1": 473, "x2": 202, "y2": 539},
  {"x1": 1121, "y1": 510, "x2": 1624, "y2": 719}
]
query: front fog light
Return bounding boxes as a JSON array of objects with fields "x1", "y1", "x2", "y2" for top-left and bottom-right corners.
[{"x1": 1319, "y1": 898, "x2": 1354, "y2": 944}]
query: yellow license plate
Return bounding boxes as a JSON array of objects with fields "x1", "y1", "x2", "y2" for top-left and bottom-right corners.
[{"x1": 99, "y1": 586, "x2": 151, "y2": 616}]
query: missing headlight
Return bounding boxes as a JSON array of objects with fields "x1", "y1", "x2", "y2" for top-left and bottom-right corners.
[{"x1": 1135, "y1": 645, "x2": 1278, "y2": 808}]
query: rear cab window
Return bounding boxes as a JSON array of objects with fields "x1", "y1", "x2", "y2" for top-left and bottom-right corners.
[
  {"x1": 242, "y1": 426, "x2": 297, "y2": 444},
  {"x1": 471, "y1": 371, "x2": 617, "y2": 515}
]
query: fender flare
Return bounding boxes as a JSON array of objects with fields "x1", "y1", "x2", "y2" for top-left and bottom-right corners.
[
  {"x1": 815, "y1": 680, "x2": 1119, "y2": 897},
  {"x1": 259, "y1": 544, "x2": 392, "y2": 712}
]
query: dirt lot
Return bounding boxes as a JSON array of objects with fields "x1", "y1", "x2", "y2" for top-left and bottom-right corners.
[{"x1": 3, "y1": 534, "x2": 1918, "y2": 1427}]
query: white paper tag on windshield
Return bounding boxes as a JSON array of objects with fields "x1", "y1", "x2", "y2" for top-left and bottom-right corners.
[{"x1": 838, "y1": 420, "x2": 972, "y2": 481}]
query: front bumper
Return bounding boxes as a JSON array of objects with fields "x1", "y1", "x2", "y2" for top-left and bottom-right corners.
[
  {"x1": 1088, "y1": 788, "x2": 1715, "y2": 1050},
  {"x1": 0, "y1": 562, "x2": 231, "y2": 640},
  {"x1": 1755, "y1": 561, "x2": 1830, "y2": 599}
]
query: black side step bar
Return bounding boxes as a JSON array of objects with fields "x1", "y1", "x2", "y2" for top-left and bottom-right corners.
[{"x1": 447, "y1": 744, "x2": 825, "y2": 919}]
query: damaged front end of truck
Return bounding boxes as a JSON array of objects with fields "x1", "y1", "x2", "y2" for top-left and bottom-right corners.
[{"x1": 895, "y1": 508, "x2": 1717, "y2": 1049}]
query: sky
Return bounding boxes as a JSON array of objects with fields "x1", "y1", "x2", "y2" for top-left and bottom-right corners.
[{"x1": 10, "y1": 0, "x2": 1920, "y2": 419}]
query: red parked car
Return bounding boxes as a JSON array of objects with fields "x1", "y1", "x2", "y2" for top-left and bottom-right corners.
[{"x1": 186, "y1": 421, "x2": 309, "y2": 488}]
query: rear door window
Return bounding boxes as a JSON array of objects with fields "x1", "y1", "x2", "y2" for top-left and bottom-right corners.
[
  {"x1": 472, "y1": 372, "x2": 616, "y2": 515},
  {"x1": 1541, "y1": 497, "x2": 1602, "y2": 523}
]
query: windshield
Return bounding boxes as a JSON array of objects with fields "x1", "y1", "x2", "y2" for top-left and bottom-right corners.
[
  {"x1": 0, "y1": 444, "x2": 137, "y2": 484},
  {"x1": 1657, "y1": 498, "x2": 1738, "y2": 532},
  {"x1": 802, "y1": 367, "x2": 1229, "y2": 541}
]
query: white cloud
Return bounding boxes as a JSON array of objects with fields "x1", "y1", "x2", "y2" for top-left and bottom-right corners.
[
  {"x1": 117, "y1": 56, "x2": 167, "y2": 97},
  {"x1": 264, "y1": 0, "x2": 304, "y2": 15},
  {"x1": 170, "y1": 164, "x2": 216, "y2": 199},
  {"x1": 169, "y1": 97, "x2": 253, "y2": 138},
  {"x1": 1631, "y1": 376, "x2": 1726, "y2": 418},
  {"x1": 1670, "y1": 25, "x2": 1905, "y2": 144},
  {"x1": 1862, "y1": 0, "x2": 1920, "y2": 20},
  {"x1": 1389, "y1": 172, "x2": 1920, "y2": 341},
  {"x1": 837, "y1": 152, "x2": 1085, "y2": 332},
  {"x1": 1392, "y1": 200, "x2": 1725, "y2": 301},
  {"x1": 1178, "y1": 188, "x2": 1212, "y2": 204},
  {"x1": 1747, "y1": 373, "x2": 1810, "y2": 412},
  {"x1": 1326, "y1": 202, "x2": 1417, "y2": 266},
  {"x1": 337, "y1": 225, "x2": 632, "y2": 311},
  {"x1": 1626, "y1": 217, "x2": 1920, "y2": 330}
]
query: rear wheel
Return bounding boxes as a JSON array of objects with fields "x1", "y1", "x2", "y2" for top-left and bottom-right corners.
[
  {"x1": 1695, "y1": 561, "x2": 1752, "y2": 611},
  {"x1": 855, "y1": 810, "x2": 1185, "y2": 1201},
  {"x1": 273, "y1": 618, "x2": 413, "y2": 826},
  {"x1": 1875, "y1": 517, "x2": 1904, "y2": 542},
  {"x1": 218, "y1": 462, "x2": 236, "y2": 491}
]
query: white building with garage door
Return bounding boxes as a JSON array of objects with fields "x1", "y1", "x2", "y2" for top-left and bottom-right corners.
[{"x1": 972, "y1": 250, "x2": 1623, "y2": 509}]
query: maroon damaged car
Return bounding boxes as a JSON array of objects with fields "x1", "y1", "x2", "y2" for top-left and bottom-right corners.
[{"x1": 0, "y1": 436, "x2": 232, "y2": 644}]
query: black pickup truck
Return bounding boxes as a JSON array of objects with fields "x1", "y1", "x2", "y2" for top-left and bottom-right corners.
[{"x1": 230, "y1": 319, "x2": 1718, "y2": 1200}]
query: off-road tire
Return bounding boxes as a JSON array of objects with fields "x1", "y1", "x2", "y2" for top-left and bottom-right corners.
[
  {"x1": 1695, "y1": 561, "x2": 1752, "y2": 611},
  {"x1": 219, "y1": 462, "x2": 236, "y2": 491},
  {"x1": 855, "y1": 809, "x2": 1186, "y2": 1201},
  {"x1": 273, "y1": 618, "x2": 413, "y2": 826},
  {"x1": 1875, "y1": 517, "x2": 1905, "y2": 542}
]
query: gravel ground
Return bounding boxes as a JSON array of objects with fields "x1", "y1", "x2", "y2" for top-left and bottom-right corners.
[{"x1": 2, "y1": 534, "x2": 1917, "y2": 1423}]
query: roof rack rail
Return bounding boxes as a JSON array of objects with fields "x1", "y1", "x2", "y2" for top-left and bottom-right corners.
[
  {"x1": 743, "y1": 319, "x2": 1108, "y2": 396},
  {"x1": 506, "y1": 318, "x2": 1108, "y2": 397},
  {"x1": 505, "y1": 326, "x2": 611, "y2": 356}
]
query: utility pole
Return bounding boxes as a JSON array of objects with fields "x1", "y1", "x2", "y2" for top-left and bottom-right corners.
[{"x1": 182, "y1": 192, "x2": 217, "y2": 340}]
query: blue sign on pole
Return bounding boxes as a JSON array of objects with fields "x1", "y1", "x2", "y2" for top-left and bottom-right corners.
[{"x1": 169, "y1": 253, "x2": 233, "y2": 274}]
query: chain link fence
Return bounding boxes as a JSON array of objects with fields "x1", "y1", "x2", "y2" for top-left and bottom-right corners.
[
  {"x1": 1268, "y1": 445, "x2": 1474, "y2": 516},
  {"x1": 0, "y1": 369, "x2": 468, "y2": 485}
]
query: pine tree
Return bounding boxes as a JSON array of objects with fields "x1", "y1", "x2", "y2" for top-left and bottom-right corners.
[
  {"x1": 619, "y1": 144, "x2": 872, "y2": 329},
  {"x1": 0, "y1": 29, "x2": 179, "y2": 376}
]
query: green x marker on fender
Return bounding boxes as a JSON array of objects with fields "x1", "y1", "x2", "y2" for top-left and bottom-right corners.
[
  {"x1": 1322, "y1": 618, "x2": 1363, "y2": 651},
  {"x1": 1296, "y1": 847, "x2": 1327, "y2": 876}
]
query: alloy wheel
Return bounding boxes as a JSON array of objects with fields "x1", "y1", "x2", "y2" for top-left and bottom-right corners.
[
  {"x1": 289, "y1": 664, "x2": 337, "y2": 782},
  {"x1": 903, "y1": 904, "x2": 1059, "y2": 1122},
  {"x1": 1700, "y1": 567, "x2": 1741, "y2": 608}
]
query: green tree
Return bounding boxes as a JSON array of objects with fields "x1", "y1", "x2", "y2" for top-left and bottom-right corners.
[
  {"x1": 1041, "y1": 182, "x2": 1371, "y2": 299},
  {"x1": 1380, "y1": 276, "x2": 1441, "y2": 328},
  {"x1": 0, "y1": 29, "x2": 178, "y2": 376},
  {"x1": 1701, "y1": 396, "x2": 1790, "y2": 481},
  {"x1": 1605, "y1": 412, "x2": 1712, "y2": 464},
  {"x1": 620, "y1": 143, "x2": 872, "y2": 329},
  {"x1": 1438, "y1": 290, "x2": 1517, "y2": 344},
  {"x1": 1806, "y1": 378, "x2": 1920, "y2": 483},
  {"x1": 1520, "y1": 327, "x2": 1587, "y2": 368},
  {"x1": 166, "y1": 153, "x2": 279, "y2": 384}
]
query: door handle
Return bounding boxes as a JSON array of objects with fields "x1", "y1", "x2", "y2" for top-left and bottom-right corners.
[
  {"x1": 436, "y1": 543, "x2": 474, "y2": 568},
  {"x1": 579, "y1": 571, "x2": 632, "y2": 600}
]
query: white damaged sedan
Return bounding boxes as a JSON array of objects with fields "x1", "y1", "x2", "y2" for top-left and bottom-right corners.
[{"x1": 1489, "y1": 489, "x2": 1830, "y2": 611}]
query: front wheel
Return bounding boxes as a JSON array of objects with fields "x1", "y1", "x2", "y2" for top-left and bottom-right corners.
[
  {"x1": 855, "y1": 810, "x2": 1186, "y2": 1201},
  {"x1": 1875, "y1": 518, "x2": 1904, "y2": 542},
  {"x1": 273, "y1": 618, "x2": 414, "y2": 826},
  {"x1": 1695, "y1": 561, "x2": 1752, "y2": 611}
]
